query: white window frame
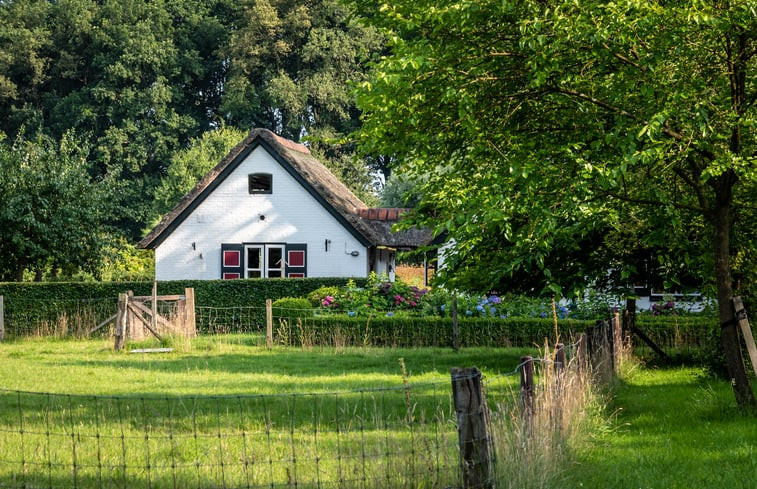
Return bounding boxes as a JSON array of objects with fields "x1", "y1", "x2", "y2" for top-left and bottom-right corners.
[{"x1": 245, "y1": 244, "x2": 285, "y2": 278}]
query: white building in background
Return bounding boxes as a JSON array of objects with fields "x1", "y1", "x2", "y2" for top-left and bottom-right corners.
[{"x1": 139, "y1": 129, "x2": 432, "y2": 281}]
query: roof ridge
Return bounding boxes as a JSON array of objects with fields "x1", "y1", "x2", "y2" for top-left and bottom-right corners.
[{"x1": 268, "y1": 131, "x2": 311, "y2": 155}]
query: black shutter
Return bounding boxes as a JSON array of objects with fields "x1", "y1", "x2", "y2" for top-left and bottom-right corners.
[
  {"x1": 285, "y1": 243, "x2": 307, "y2": 278},
  {"x1": 221, "y1": 243, "x2": 244, "y2": 279}
]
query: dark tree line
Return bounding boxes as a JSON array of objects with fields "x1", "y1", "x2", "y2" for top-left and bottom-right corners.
[{"x1": 0, "y1": 0, "x2": 384, "y2": 280}]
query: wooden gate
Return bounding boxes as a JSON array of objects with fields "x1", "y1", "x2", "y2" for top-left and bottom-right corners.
[{"x1": 114, "y1": 285, "x2": 196, "y2": 350}]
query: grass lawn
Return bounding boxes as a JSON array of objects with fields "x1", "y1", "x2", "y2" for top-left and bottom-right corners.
[
  {"x1": 567, "y1": 365, "x2": 757, "y2": 489},
  {"x1": 0, "y1": 335, "x2": 534, "y2": 395},
  {"x1": 1, "y1": 336, "x2": 755, "y2": 488},
  {"x1": 0, "y1": 336, "x2": 534, "y2": 489}
]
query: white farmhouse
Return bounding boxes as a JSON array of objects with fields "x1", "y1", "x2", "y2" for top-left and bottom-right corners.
[{"x1": 138, "y1": 128, "x2": 431, "y2": 281}]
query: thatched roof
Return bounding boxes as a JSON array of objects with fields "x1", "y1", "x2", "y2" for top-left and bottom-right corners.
[
  {"x1": 138, "y1": 129, "x2": 431, "y2": 250},
  {"x1": 356, "y1": 208, "x2": 434, "y2": 249}
]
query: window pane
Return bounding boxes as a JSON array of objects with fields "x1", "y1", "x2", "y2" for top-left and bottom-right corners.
[
  {"x1": 248, "y1": 248, "x2": 261, "y2": 268},
  {"x1": 268, "y1": 270, "x2": 282, "y2": 278},
  {"x1": 247, "y1": 270, "x2": 262, "y2": 278},
  {"x1": 288, "y1": 250, "x2": 305, "y2": 268},
  {"x1": 268, "y1": 247, "x2": 282, "y2": 267},
  {"x1": 249, "y1": 173, "x2": 272, "y2": 194}
]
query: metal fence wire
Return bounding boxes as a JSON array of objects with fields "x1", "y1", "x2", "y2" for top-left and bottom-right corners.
[{"x1": 0, "y1": 376, "x2": 513, "y2": 489}]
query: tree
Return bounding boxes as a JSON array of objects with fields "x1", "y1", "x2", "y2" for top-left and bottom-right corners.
[
  {"x1": 353, "y1": 1, "x2": 756, "y2": 408},
  {"x1": 0, "y1": 0, "x2": 235, "y2": 239},
  {"x1": 153, "y1": 126, "x2": 248, "y2": 216},
  {"x1": 0, "y1": 132, "x2": 111, "y2": 281},
  {"x1": 222, "y1": 0, "x2": 387, "y2": 197},
  {"x1": 223, "y1": 0, "x2": 383, "y2": 139}
]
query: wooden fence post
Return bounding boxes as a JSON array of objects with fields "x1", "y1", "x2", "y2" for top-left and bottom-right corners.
[
  {"x1": 151, "y1": 281, "x2": 158, "y2": 336},
  {"x1": 115, "y1": 293, "x2": 127, "y2": 351},
  {"x1": 266, "y1": 299, "x2": 273, "y2": 349},
  {"x1": 519, "y1": 356, "x2": 535, "y2": 418},
  {"x1": 452, "y1": 295, "x2": 459, "y2": 352},
  {"x1": 126, "y1": 290, "x2": 142, "y2": 341},
  {"x1": 0, "y1": 295, "x2": 5, "y2": 342},
  {"x1": 732, "y1": 297, "x2": 757, "y2": 377},
  {"x1": 576, "y1": 333, "x2": 588, "y2": 374},
  {"x1": 623, "y1": 298, "x2": 636, "y2": 352},
  {"x1": 603, "y1": 319, "x2": 614, "y2": 375},
  {"x1": 555, "y1": 343, "x2": 566, "y2": 374},
  {"x1": 612, "y1": 313, "x2": 622, "y2": 371},
  {"x1": 184, "y1": 288, "x2": 196, "y2": 338},
  {"x1": 451, "y1": 367, "x2": 493, "y2": 489}
]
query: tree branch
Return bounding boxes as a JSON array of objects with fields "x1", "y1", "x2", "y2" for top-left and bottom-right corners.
[
  {"x1": 553, "y1": 87, "x2": 687, "y2": 141},
  {"x1": 606, "y1": 190, "x2": 707, "y2": 214},
  {"x1": 601, "y1": 42, "x2": 646, "y2": 72}
]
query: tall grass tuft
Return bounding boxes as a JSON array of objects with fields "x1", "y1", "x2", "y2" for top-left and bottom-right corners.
[{"x1": 489, "y1": 343, "x2": 605, "y2": 489}]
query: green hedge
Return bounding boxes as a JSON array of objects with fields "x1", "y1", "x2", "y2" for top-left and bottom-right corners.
[
  {"x1": 270, "y1": 313, "x2": 719, "y2": 350},
  {"x1": 271, "y1": 314, "x2": 595, "y2": 348},
  {"x1": 0, "y1": 278, "x2": 366, "y2": 337},
  {"x1": 634, "y1": 315, "x2": 718, "y2": 349}
]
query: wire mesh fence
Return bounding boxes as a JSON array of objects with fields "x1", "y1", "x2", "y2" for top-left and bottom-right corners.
[
  {"x1": 3, "y1": 298, "x2": 117, "y2": 338},
  {"x1": 1, "y1": 296, "x2": 716, "y2": 353},
  {"x1": 0, "y1": 375, "x2": 520, "y2": 489}
]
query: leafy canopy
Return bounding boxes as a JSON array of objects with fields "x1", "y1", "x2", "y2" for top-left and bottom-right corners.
[
  {"x1": 353, "y1": 0, "x2": 757, "y2": 299},
  {"x1": 0, "y1": 131, "x2": 111, "y2": 281}
]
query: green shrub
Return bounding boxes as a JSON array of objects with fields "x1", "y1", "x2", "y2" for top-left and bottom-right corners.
[
  {"x1": 306, "y1": 286, "x2": 340, "y2": 307},
  {"x1": 272, "y1": 297, "x2": 313, "y2": 318}
]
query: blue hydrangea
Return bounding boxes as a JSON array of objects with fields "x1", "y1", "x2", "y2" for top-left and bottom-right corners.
[
  {"x1": 465, "y1": 310, "x2": 473, "y2": 316},
  {"x1": 347, "y1": 311, "x2": 356, "y2": 317},
  {"x1": 386, "y1": 311, "x2": 394, "y2": 317}
]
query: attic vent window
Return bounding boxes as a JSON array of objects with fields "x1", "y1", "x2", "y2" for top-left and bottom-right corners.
[{"x1": 248, "y1": 173, "x2": 272, "y2": 194}]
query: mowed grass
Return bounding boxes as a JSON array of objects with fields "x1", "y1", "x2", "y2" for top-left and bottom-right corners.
[
  {"x1": 0, "y1": 336, "x2": 534, "y2": 489},
  {"x1": 2, "y1": 336, "x2": 754, "y2": 489},
  {"x1": 0, "y1": 335, "x2": 533, "y2": 395},
  {"x1": 567, "y1": 365, "x2": 757, "y2": 489}
]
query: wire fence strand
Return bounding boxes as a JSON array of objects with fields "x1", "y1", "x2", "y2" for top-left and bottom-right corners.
[{"x1": 0, "y1": 377, "x2": 489, "y2": 489}]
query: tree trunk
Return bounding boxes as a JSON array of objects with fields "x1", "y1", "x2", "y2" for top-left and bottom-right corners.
[
  {"x1": 712, "y1": 203, "x2": 755, "y2": 409},
  {"x1": 14, "y1": 259, "x2": 26, "y2": 282}
]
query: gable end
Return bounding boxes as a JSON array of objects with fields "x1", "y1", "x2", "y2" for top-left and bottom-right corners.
[{"x1": 139, "y1": 131, "x2": 373, "y2": 249}]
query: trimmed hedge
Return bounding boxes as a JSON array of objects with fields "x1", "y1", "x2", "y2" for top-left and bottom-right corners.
[
  {"x1": 271, "y1": 314, "x2": 595, "y2": 348},
  {"x1": 0, "y1": 278, "x2": 366, "y2": 337},
  {"x1": 634, "y1": 315, "x2": 718, "y2": 349}
]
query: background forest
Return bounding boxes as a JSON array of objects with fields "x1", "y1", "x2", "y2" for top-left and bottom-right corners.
[
  {"x1": 0, "y1": 0, "x2": 389, "y2": 282},
  {"x1": 1, "y1": 0, "x2": 755, "y2": 312}
]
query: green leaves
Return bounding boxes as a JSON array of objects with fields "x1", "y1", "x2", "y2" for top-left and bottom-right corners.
[
  {"x1": 353, "y1": 0, "x2": 757, "y2": 299},
  {"x1": 0, "y1": 131, "x2": 112, "y2": 280}
]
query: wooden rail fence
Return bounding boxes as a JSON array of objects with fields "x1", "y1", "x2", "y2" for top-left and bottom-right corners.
[{"x1": 113, "y1": 286, "x2": 196, "y2": 350}]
